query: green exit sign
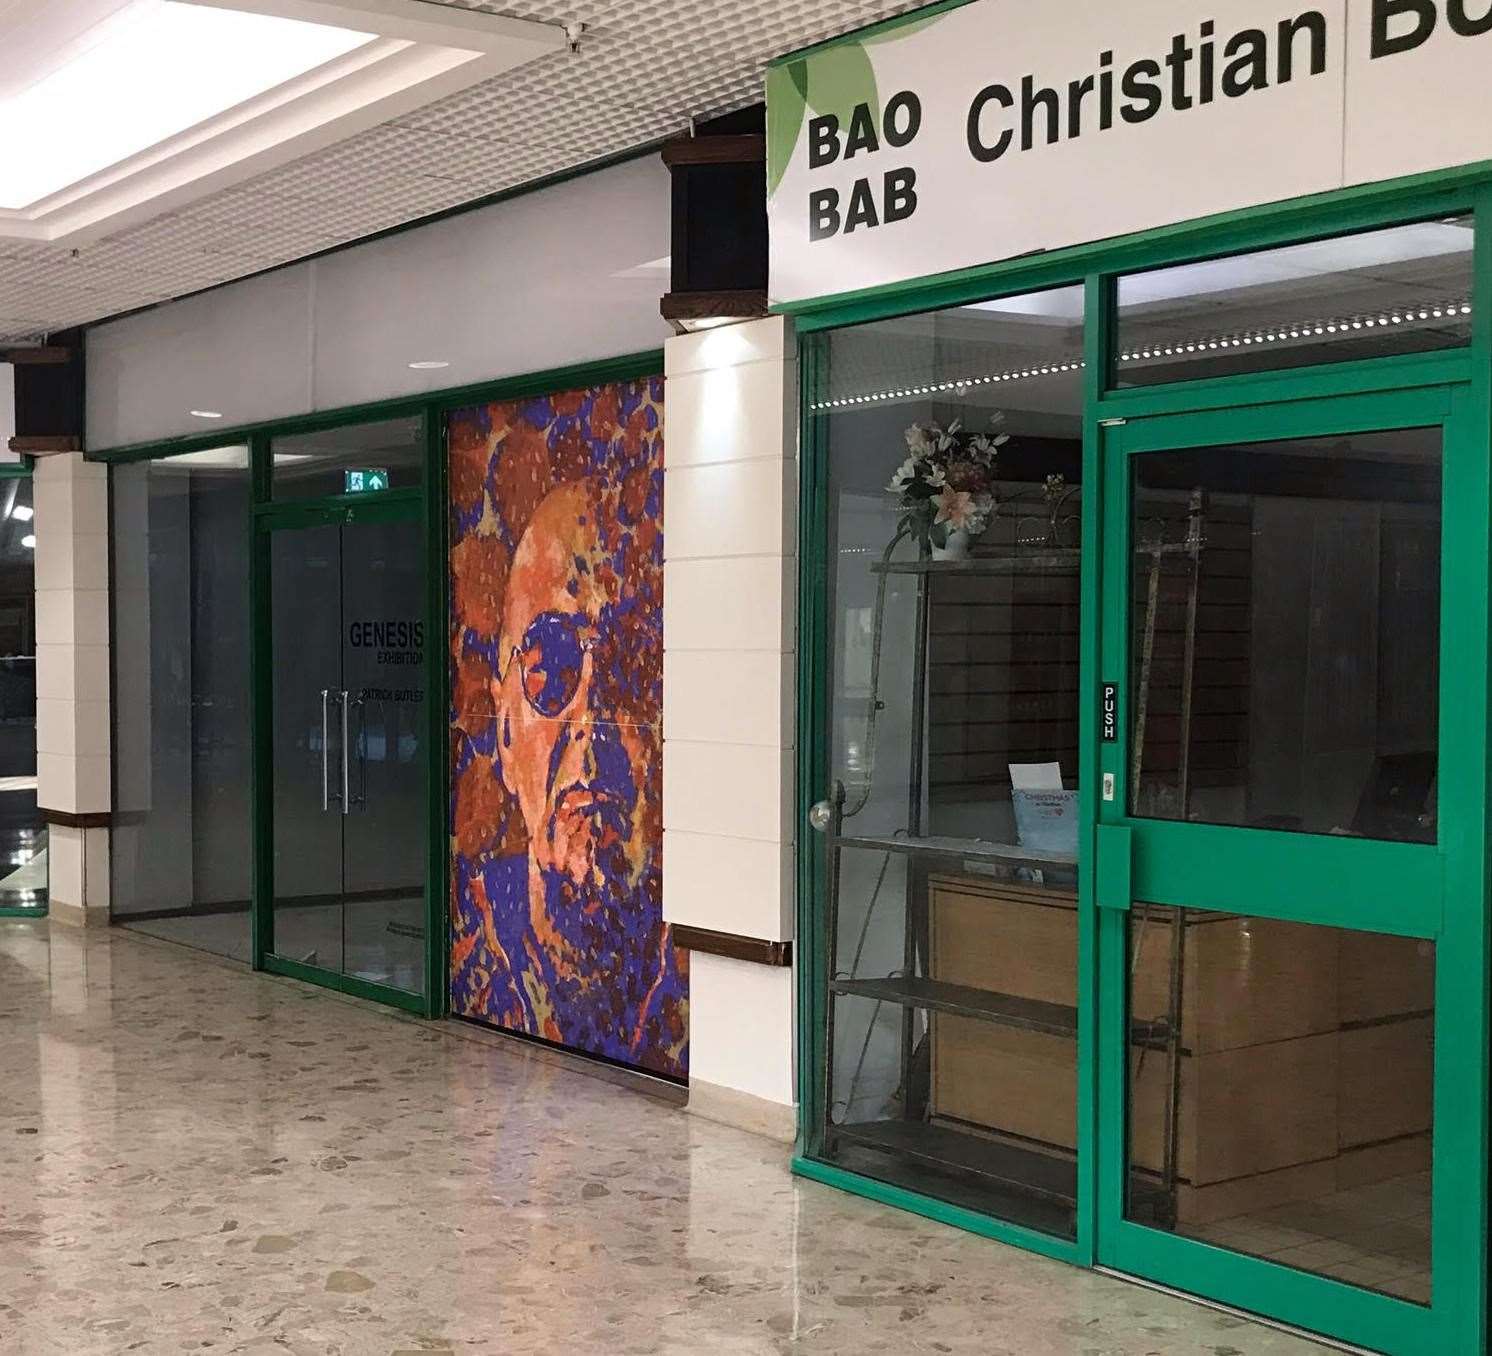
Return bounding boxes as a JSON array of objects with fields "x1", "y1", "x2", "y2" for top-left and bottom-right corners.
[{"x1": 344, "y1": 468, "x2": 390, "y2": 494}]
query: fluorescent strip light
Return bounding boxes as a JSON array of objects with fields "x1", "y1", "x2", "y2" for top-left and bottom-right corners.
[
  {"x1": 812, "y1": 298, "x2": 1471, "y2": 411},
  {"x1": 10, "y1": 506, "x2": 32, "y2": 523},
  {"x1": 0, "y1": 1, "x2": 371, "y2": 211}
]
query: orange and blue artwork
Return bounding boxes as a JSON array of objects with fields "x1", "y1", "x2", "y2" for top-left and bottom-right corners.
[{"x1": 447, "y1": 376, "x2": 687, "y2": 1078}]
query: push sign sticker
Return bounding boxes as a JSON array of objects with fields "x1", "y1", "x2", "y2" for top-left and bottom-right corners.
[{"x1": 1101, "y1": 683, "x2": 1119, "y2": 743}]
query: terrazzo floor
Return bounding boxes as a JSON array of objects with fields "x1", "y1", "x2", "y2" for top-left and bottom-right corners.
[{"x1": 0, "y1": 919, "x2": 1334, "y2": 1356}]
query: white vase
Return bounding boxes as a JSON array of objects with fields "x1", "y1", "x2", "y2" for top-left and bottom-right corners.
[{"x1": 931, "y1": 528, "x2": 971, "y2": 562}]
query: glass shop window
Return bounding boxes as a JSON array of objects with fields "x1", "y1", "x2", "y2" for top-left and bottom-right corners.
[
  {"x1": 813, "y1": 286, "x2": 1086, "y2": 1238},
  {"x1": 1115, "y1": 217, "x2": 1474, "y2": 388},
  {"x1": 1130, "y1": 428, "x2": 1441, "y2": 842},
  {"x1": 271, "y1": 415, "x2": 423, "y2": 501}
]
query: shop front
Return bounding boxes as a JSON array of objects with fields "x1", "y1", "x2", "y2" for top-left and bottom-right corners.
[
  {"x1": 89, "y1": 155, "x2": 688, "y2": 1075},
  {"x1": 774, "y1": 3, "x2": 1490, "y2": 1351}
]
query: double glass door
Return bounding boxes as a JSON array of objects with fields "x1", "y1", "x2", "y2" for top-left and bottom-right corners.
[
  {"x1": 1095, "y1": 385, "x2": 1481, "y2": 1353},
  {"x1": 264, "y1": 502, "x2": 429, "y2": 1004}
]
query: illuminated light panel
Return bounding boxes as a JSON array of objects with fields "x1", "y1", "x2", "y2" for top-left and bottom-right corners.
[{"x1": 0, "y1": 1, "x2": 372, "y2": 211}]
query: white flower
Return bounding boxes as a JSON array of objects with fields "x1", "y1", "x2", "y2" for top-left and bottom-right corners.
[
  {"x1": 904, "y1": 425, "x2": 935, "y2": 456},
  {"x1": 886, "y1": 457, "x2": 918, "y2": 493},
  {"x1": 923, "y1": 463, "x2": 947, "y2": 489}
]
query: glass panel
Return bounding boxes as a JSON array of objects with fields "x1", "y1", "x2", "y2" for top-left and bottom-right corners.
[
  {"x1": 340, "y1": 517, "x2": 426, "y2": 992},
  {"x1": 270, "y1": 516, "x2": 427, "y2": 997},
  {"x1": 111, "y1": 450, "x2": 251, "y2": 956},
  {"x1": 271, "y1": 416, "x2": 422, "y2": 501},
  {"x1": 1116, "y1": 217, "x2": 1474, "y2": 388},
  {"x1": 271, "y1": 523, "x2": 345, "y2": 973},
  {"x1": 816, "y1": 286, "x2": 1085, "y2": 1238},
  {"x1": 1130, "y1": 427, "x2": 1441, "y2": 840},
  {"x1": 0, "y1": 476, "x2": 42, "y2": 911},
  {"x1": 1125, "y1": 907, "x2": 1434, "y2": 1307}
]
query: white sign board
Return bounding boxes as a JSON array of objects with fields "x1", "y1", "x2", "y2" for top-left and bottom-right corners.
[{"x1": 767, "y1": 0, "x2": 1492, "y2": 305}]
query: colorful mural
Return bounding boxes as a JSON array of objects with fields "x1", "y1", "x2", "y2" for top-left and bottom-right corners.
[{"x1": 447, "y1": 377, "x2": 687, "y2": 1078}]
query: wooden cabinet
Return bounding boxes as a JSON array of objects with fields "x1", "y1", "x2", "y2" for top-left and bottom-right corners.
[{"x1": 928, "y1": 872, "x2": 1433, "y2": 1224}]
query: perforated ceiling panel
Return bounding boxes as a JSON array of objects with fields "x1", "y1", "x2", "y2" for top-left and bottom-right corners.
[{"x1": 0, "y1": 0, "x2": 915, "y2": 343}]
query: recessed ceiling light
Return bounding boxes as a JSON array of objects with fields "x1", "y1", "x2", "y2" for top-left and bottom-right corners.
[
  {"x1": 10, "y1": 506, "x2": 33, "y2": 522},
  {"x1": 408, "y1": 360, "x2": 451, "y2": 370},
  {"x1": 20, "y1": 535, "x2": 35, "y2": 550},
  {"x1": 0, "y1": 2, "x2": 373, "y2": 212},
  {"x1": 190, "y1": 409, "x2": 224, "y2": 419}
]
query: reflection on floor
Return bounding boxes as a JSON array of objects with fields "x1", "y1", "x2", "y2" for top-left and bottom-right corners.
[
  {"x1": 0, "y1": 920, "x2": 1334, "y2": 1355},
  {"x1": 1192, "y1": 1172, "x2": 1433, "y2": 1306},
  {"x1": 120, "y1": 896, "x2": 424, "y2": 991}
]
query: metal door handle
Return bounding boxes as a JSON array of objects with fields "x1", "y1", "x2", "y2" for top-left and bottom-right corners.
[
  {"x1": 320, "y1": 688, "x2": 331, "y2": 812},
  {"x1": 340, "y1": 689, "x2": 351, "y2": 816}
]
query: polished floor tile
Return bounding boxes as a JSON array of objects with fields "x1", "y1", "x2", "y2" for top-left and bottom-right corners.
[{"x1": 0, "y1": 921, "x2": 1332, "y2": 1355}]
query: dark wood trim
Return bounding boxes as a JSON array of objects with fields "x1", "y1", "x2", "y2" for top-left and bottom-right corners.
[
  {"x1": 659, "y1": 289, "x2": 769, "y2": 326},
  {"x1": 661, "y1": 134, "x2": 765, "y2": 168},
  {"x1": 42, "y1": 809, "x2": 111, "y2": 829},
  {"x1": 10, "y1": 436, "x2": 82, "y2": 454},
  {"x1": 671, "y1": 924, "x2": 792, "y2": 967},
  {"x1": 2, "y1": 346, "x2": 75, "y2": 366}
]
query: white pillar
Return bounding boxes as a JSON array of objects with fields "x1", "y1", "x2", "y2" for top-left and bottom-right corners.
[
  {"x1": 663, "y1": 316, "x2": 798, "y2": 1141},
  {"x1": 34, "y1": 452, "x2": 111, "y2": 927}
]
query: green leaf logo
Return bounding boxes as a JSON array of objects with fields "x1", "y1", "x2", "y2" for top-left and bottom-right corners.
[
  {"x1": 766, "y1": 42, "x2": 878, "y2": 198},
  {"x1": 766, "y1": 11, "x2": 950, "y2": 200}
]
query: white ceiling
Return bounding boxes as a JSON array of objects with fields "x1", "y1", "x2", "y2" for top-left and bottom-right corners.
[{"x1": 0, "y1": 0, "x2": 915, "y2": 343}]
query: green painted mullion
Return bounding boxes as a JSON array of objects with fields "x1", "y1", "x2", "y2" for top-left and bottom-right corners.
[
  {"x1": 261, "y1": 952, "x2": 426, "y2": 1015},
  {"x1": 1108, "y1": 1218, "x2": 1436, "y2": 1354},
  {"x1": 423, "y1": 406, "x2": 449, "y2": 1019},
  {"x1": 1094, "y1": 413, "x2": 1133, "y2": 1268},
  {"x1": 1096, "y1": 349, "x2": 1472, "y2": 418},
  {"x1": 1118, "y1": 385, "x2": 1453, "y2": 457},
  {"x1": 248, "y1": 431, "x2": 273, "y2": 970},
  {"x1": 1425, "y1": 184, "x2": 1492, "y2": 1355},
  {"x1": 793, "y1": 1154, "x2": 1084, "y2": 1265},
  {"x1": 1074, "y1": 272, "x2": 1111, "y2": 1267},
  {"x1": 795, "y1": 327, "x2": 831, "y2": 1159}
]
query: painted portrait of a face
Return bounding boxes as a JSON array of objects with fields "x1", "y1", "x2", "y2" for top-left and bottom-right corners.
[{"x1": 448, "y1": 379, "x2": 686, "y2": 1078}]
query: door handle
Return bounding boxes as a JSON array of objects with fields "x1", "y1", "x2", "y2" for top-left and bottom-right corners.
[
  {"x1": 320, "y1": 688, "x2": 331, "y2": 812},
  {"x1": 340, "y1": 689, "x2": 351, "y2": 816},
  {"x1": 1096, "y1": 823, "x2": 1133, "y2": 911}
]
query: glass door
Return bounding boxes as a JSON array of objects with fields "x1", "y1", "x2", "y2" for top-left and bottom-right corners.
[
  {"x1": 264, "y1": 500, "x2": 429, "y2": 1006},
  {"x1": 1094, "y1": 385, "x2": 1483, "y2": 1353}
]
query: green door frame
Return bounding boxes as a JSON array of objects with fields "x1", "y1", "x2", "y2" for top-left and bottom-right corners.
[
  {"x1": 251, "y1": 478, "x2": 436, "y2": 1017},
  {"x1": 1094, "y1": 381, "x2": 1483, "y2": 1355},
  {"x1": 791, "y1": 173, "x2": 1492, "y2": 1352}
]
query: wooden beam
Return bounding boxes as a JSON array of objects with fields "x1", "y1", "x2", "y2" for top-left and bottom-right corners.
[
  {"x1": 2, "y1": 346, "x2": 75, "y2": 366},
  {"x1": 659, "y1": 289, "x2": 769, "y2": 328},
  {"x1": 670, "y1": 924, "x2": 792, "y2": 967},
  {"x1": 9, "y1": 436, "x2": 81, "y2": 455},
  {"x1": 661, "y1": 134, "x2": 766, "y2": 168}
]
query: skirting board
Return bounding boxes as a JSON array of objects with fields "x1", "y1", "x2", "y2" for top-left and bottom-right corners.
[
  {"x1": 48, "y1": 900, "x2": 110, "y2": 929},
  {"x1": 688, "y1": 1078, "x2": 797, "y2": 1144}
]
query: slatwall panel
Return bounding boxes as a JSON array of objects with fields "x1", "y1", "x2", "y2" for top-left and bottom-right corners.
[{"x1": 926, "y1": 490, "x2": 1083, "y2": 798}]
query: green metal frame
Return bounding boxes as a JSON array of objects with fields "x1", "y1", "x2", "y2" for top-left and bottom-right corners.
[
  {"x1": 95, "y1": 350, "x2": 666, "y2": 1022},
  {"x1": 791, "y1": 170, "x2": 1492, "y2": 1352},
  {"x1": 0, "y1": 458, "x2": 44, "y2": 917}
]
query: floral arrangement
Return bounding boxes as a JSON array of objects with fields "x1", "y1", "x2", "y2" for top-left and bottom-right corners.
[{"x1": 886, "y1": 416, "x2": 1010, "y2": 554}]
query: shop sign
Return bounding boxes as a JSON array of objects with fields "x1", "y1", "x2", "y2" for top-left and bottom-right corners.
[{"x1": 767, "y1": 0, "x2": 1492, "y2": 304}]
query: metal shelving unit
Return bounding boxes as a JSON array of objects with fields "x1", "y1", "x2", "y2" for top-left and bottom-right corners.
[{"x1": 816, "y1": 490, "x2": 1205, "y2": 1229}]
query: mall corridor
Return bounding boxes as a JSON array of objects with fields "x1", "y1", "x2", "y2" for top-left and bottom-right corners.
[{"x1": 0, "y1": 920, "x2": 1324, "y2": 1356}]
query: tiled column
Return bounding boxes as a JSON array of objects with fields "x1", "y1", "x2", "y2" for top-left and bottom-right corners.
[
  {"x1": 34, "y1": 453, "x2": 111, "y2": 927},
  {"x1": 663, "y1": 316, "x2": 798, "y2": 1141}
]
